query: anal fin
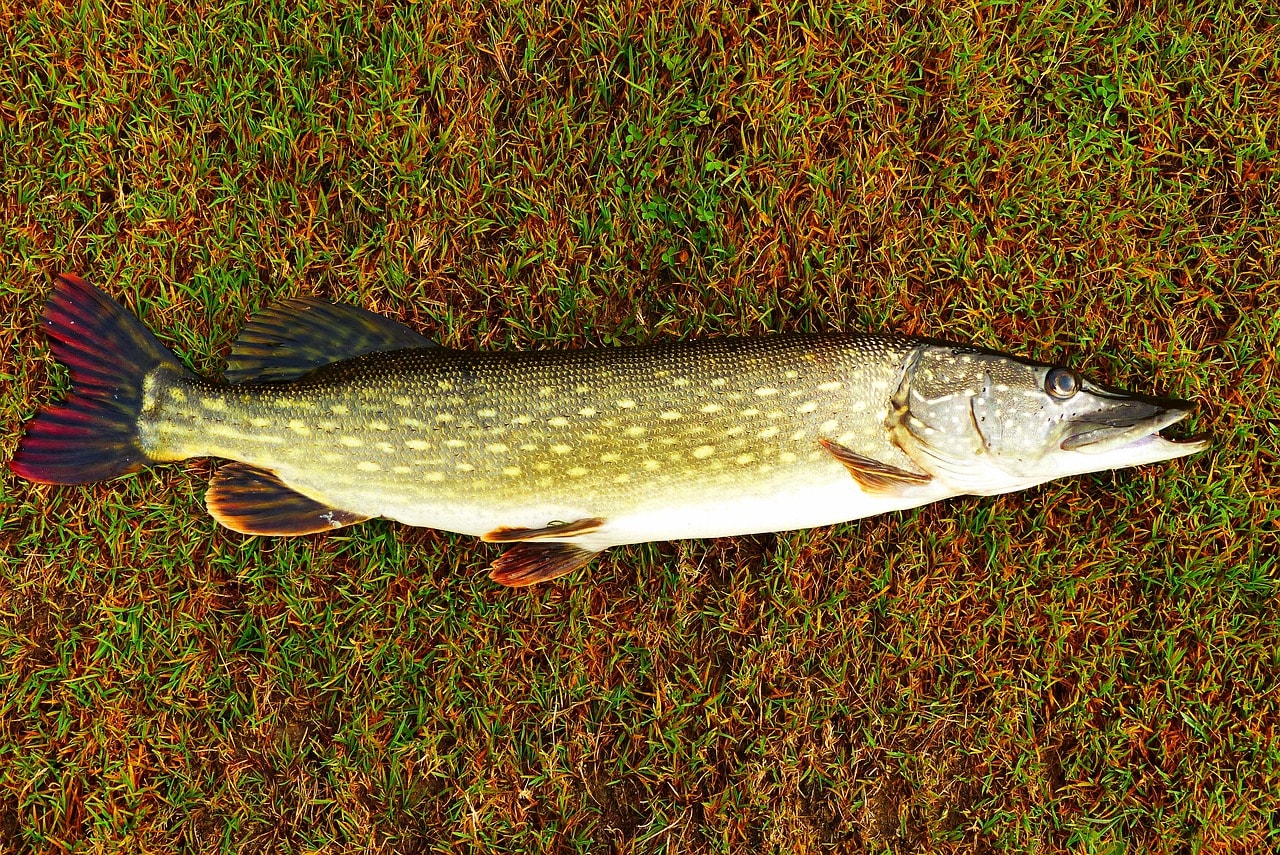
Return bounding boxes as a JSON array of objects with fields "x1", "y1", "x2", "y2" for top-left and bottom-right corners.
[
  {"x1": 483, "y1": 517, "x2": 605, "y2": 543},
  {"x1": 819, "y1": 437, "x2": 932, "y2": 495},
  {"x1": 490, "y1": 543, "x2": 599, "y2": 587},
  {"x1": 207, "y1": 463, "x2": 370, "y2": 535}
]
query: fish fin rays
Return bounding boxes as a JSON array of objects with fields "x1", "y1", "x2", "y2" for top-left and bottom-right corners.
[
  {"x1": 224, "y1": 298, "x2": 436, "y2": 384},
  {"x1": 482, "y1": 517, "x2": 606, "y2": 543},
  {"x1": 11, "y1": 274, "x2": 190, "y2": 484},
  {"x1": 818, "y1": 437, "x2": 932, "y2": 495},
  {"x1": 206, "y1": 463, "x2": 370, "y2": 535},
  {"x1": 490, "y1": 542, "x2": 600, "y2": 587}
]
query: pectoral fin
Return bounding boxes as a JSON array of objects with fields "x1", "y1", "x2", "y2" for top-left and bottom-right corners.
[
  {"x1": 819, "y1": 437, "x2": 932, "y2": 495},
  {"x1": 482, "y1": 517, "x2": 606, "y2": 543},
  {"x1": 490, "y1": 543, "x2": 600, "y2": 587},
  {"x1": 207, "y1": 463, "x2": 370, "y2": 535}
]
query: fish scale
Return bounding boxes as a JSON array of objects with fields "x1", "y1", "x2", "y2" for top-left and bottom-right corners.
[
  {"x1": 11, "y1": 274, "x2": 1207, "y2": 587},
  {"x1": 141, "y1": 335, "x2": 917, "y2": 522}
]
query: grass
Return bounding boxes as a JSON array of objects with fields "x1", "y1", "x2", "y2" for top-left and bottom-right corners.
[{"x1": 1, "y1": 0, "x2": 1278, "y2": 851}]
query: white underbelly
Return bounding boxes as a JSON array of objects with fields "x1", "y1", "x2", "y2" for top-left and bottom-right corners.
[
  {"x1": 337, "y1": 467, "x2": 956, "y2": 551},
  {"x1": 584, "y1": 477, "x2": 954, "y2": 549}
]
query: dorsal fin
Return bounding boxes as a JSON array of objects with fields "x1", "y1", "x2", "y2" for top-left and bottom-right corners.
[{"x1": 224, "y1": 298, "x2": 436, "y2": 384}]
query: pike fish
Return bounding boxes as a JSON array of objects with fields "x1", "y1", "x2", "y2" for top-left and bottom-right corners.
[{"x1": 11, "y1": 274, "x2": 1207, "y2": 586}]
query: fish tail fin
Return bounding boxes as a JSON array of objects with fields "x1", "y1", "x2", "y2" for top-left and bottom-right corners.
[{"x1": 10, "y1": 273, "x2": 191, "y2": 485}]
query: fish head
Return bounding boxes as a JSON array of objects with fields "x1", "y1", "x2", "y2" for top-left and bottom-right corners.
[{"x1": 887, "y1": 345, "x2": 1208, "y2": 495}]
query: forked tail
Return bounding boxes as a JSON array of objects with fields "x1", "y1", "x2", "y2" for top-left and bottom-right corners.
[{"x1": 10, "y1": 274, "x2": 190, "y2": 484}]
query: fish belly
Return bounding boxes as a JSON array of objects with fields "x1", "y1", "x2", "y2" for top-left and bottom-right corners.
[
  {"x1": 566, "y1": 476, "x2": 955, "y2": 550},
  {"x1": 279, "y1": 459, "x2": 954, "y2": 551}
]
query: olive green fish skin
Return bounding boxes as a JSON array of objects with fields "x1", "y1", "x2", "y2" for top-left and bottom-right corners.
[
  {"x1": 13, "y1": 275, "x2": 1207, "y2": 583},
  {"x1": 139, "y1": 335, "x2": 926, "y2": 542},
  {"x1": 132, "y1": 324, "x2": 1208, "y2": 554}
]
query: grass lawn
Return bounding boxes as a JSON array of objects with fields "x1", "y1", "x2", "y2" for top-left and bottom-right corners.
[{"x1": 2, "y1": 0, "x2": 1278, "y2": 851}]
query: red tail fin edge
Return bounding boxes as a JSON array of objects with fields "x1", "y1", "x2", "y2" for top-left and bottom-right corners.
[{"x1": 10, "y1": 274, "x2": 186, "y2": 485}]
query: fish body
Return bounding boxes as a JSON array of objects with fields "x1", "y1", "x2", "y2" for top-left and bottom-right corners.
[
  {"x1": 142, "y1": 337, "x2": 941, "y2": 546},
  {"x1": 12, "y1": 275, "x2": 1207, "y2": 585}
]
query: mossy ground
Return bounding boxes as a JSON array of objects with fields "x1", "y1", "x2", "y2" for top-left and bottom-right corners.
[{"x1": 1, "y1": 1, "x2": 1277, "y2": 852}]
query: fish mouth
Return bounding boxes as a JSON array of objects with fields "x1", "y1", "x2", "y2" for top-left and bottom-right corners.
[{"x1": 1060, "y1": 388, "x2": 1209, "y2": 456}]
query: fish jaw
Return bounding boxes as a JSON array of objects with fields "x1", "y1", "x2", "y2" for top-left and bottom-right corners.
[
  {"x1": 1045, "y1": 390, "x2": 1209, "y2": 477},
  {"x1": 968, "y1": 401, "x2": 1208, "y2": 496},
  {"x1": 1055, "y1": 409, "x2": 1209, "y2": 469},
  {"x1": 923, "y1": 434, "x2": 1206, "y2": 501}
]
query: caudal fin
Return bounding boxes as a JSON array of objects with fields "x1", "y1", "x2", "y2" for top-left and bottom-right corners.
[{"x1": 10, "y1": 273, "x2": 189, "y2": 485}]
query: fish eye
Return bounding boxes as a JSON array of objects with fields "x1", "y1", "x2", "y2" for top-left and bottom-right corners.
[{"x1": 1045, "y1": 368, "x2": 1079, "y2": 399}]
